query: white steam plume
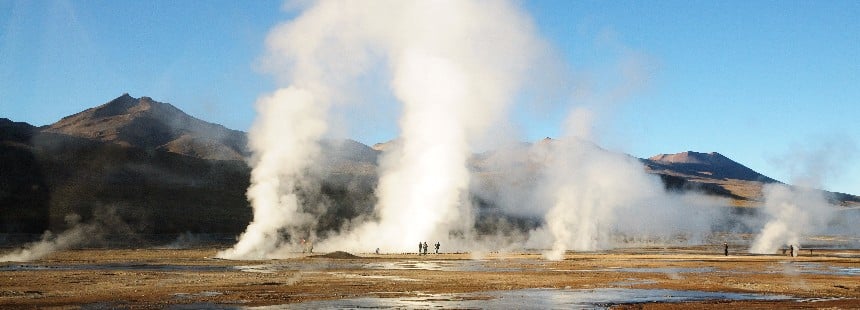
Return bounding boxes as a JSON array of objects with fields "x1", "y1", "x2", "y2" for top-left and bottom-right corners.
[
  {"x1": 265, "y1": 0, "x2": 541, "y2": 253},
  {"x1": 532, "y1": 138, "x2": 725, "y2": 260},
  {"x1": 749, "y1": 184, "x2": 833, "y2": 254},
  {"x1": 532, "y1": 55, "x2": 724, "y2": 260},
  {"x1": 217, "y1": 88, "x2": 327, "y2": 259},
  {"x1": 749, "y1": 138, "x2": 854, "y2": 254},
  {"x1": 0, "y1": 210, "x2": 126, "y2": 262},
  {"x1": 0, "y1": 215, "x2": 94, "y2": 262},
  {"x1": 222, "y1": 0, "x2": 542, "y2": 256}
]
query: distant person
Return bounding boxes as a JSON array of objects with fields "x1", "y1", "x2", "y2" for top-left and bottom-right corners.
[
  {"x1": 790, "y1": 244, "x2": 798, "y2": 257},
  {"x1": 419, "y1": 242, "x2": 423, "y2": 255},
  {"x1": 423, "y1": 242, "x2": 428, "y2": 255},
  {"x1": 723, "y1": 242, "x2": 728, "y2": 256},
  {"x1": 435, "y1": 242, "x2": 440, "y2": 254},
  {"x1": 375, "y1": 248, "x2": 380, "y2": 255}
]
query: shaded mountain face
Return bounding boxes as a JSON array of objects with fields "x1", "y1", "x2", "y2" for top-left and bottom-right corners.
[
  {"x1": 45, "y1": 94, "x2": 248, "y2": 161},
  {"x1": 0, "y1": 118, "x2": 36, "y2": 144},
  {"x1": 0, "y1": 95, "x2": 380, "y2": 239},
  {"x1": 0, "y1": 119, "x2": 49, "y2": 234},
  {"x1": 645, "y1": 151, "x2": 777, "y2": 183}
]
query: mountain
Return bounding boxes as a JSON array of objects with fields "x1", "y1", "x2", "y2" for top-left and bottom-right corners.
[
  {"x1": 2, "y1": 94, "x2": 858, "y2": 241},
  {"x1": 641, "y1": 151, "x2": 777, "y2": 206},
  {"x1": 645, "y1": 151, "x2": 776, "y2": 183},
  {"x1": 45, "y1": 94, "x2": 247, "y2": 161},
  {"x1": 0, "y1": 95, "x2": 379, "y2": 240}
]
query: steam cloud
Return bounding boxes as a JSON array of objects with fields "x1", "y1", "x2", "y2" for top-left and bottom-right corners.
[
  {"x1": 221, "y1": 0, "x2": 543, "y2": 257},
  {"x1": 222, "y1": 0, "x2": 849, "y2": 259},
  {"x1": 217, "y1": 88, "x2": 328, "y2": 259},
  {"x1": 0, "y1": 208, "x2": 129, "y2": 262},
  {"x1": 749, "y1": 139, "x2": 855, "y2": 254}
]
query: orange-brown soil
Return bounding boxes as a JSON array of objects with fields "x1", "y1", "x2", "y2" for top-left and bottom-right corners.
[{"x1": 1, "y1": 246, "x2": 858, "y2": 309}]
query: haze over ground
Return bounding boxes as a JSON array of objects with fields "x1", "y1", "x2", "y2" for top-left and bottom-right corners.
[{"x1": 1, "y1": 0, "x2": 858, "y2": 194}]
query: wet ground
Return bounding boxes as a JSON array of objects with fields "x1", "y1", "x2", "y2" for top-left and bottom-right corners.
[{"x1": 0, "y1": 246, "x2": 859, "y2": 309}]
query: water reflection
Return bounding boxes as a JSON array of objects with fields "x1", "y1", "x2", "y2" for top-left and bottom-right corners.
[{"x1": 246, "y1": 288, "x2": 791, "y2": 309}]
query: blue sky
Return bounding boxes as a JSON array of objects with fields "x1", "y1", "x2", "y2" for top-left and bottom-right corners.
[{"x1": 1, "y1": 1, "x2": 858, "y2": 194}]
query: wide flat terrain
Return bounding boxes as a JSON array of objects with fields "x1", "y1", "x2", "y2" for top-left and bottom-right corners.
[{"x1": 1, "y1": 246, "x2": 858, "y2": 309}]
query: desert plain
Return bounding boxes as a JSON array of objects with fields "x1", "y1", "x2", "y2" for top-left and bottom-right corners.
[{"x1": 1, "y1": 243, "x2": 859, "y2": 309}]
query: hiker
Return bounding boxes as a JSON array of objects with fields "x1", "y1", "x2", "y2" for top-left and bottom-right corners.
[
  {"x1": 423, "y1": 242, "x2": 428, "y2": 255},
  {"x1": 723, "y1": 242, "x2": 728, "y2": 256},
  {"x1": 435, "y1": 242, "x2": 440, "y2": 254}
]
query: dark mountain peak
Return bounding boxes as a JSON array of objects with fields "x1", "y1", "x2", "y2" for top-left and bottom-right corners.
[
  {"x1": 91, "y1": 93, "x2": 136, "y2": 117},
  {"x1": 0, "y1": 118, "x2": 36, "y2": 143},
  {"x1": 46, "y1": 94, "x2": 247, "y2": 161},
  {"x1": 0, "y1": 118, "x2": 31, "y2": 127}
]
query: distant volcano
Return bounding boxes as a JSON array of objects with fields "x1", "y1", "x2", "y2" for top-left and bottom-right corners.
[
  {"x1": 45, "y1": 94, "x2": 248, "y2": 161},
  {"x1": 645, "y1": 151, "x2": 778, "y2": 183}
]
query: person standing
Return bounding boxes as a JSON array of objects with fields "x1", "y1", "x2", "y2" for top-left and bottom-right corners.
[
  {"x1": 423, "y1": 242, "x2": 428, "y2": 255},
  {"x1": 435, "y1": 242, "x2": 440, "y2": 254},
  {"x1": 419, "y1": 242, "x2": 423, "y2": 255},
  {"x1": 724, "y1": 242, "x2": 728, "y2": 256}
]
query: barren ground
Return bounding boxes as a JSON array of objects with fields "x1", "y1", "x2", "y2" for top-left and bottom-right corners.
[{"x1": 1, "y1": 246, "x2": 859, "y2": 309}]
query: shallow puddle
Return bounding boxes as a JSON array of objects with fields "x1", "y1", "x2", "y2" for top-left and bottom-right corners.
[
  {"x1": 362, "y1": 260, "x2": 519, "y2": 272},
  {"x1": 772, "y1": 262, "x2": 860, "y2": 276},
  {"x1": 245, "y1": 288, "x2": 791, "y2": 309}
]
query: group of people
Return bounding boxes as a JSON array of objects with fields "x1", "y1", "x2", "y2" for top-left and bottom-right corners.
[{"x1": 418, "y1": 241, "x2": 440, "y2": 255}]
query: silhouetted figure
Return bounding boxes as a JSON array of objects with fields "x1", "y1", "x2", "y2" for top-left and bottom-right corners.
[
  {"x1": 790, "y1": 244, "x2": 798, "y2": 257},
  {"x1": 435, "y1": 242, "x2": 440, "y2": 254},
  {"x1": 375, "y1": 248, "x2": 380, "y2": 255},
  {"x1": 723, "y1": 242, "x2": 728, "y2": 256},
  {"x1": 419, "y1": 242, "x2": 423, "y2": 255},
  {"x1": 423, "y1": 242, "x2": 428, "y2": 255}
]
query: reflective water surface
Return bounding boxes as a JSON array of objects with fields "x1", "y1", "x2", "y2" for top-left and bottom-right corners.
[{"x1": 245, "y1": 288, "x2": 791, "y2": 310}]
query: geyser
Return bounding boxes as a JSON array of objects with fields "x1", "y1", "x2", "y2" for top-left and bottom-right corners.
[
  {"x1": 222, "y1": 0, "x2": 756, "y2": 259},
  {"x1": 222, "y1": 0, "x2": 543, "y2": 257},
  {"x1": 217, "y1": 88, "x2": 328, "y2": 259}
]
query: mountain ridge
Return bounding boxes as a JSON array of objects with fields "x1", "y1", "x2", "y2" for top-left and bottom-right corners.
[{"x1": 2, "y1": 94, "x2": 858, "y2": 237}]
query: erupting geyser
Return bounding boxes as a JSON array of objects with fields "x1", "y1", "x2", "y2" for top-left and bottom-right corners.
[
  {"x1": 220, "y1": 0, "x2": 543, "y2": 258},
  {"x1": 221, "y1": 0, "x2": 839, "y2": 260}
]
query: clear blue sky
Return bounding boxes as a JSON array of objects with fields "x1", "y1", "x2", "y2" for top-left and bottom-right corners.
[{"x1": 1, "y1": 1, "x2": 858, "y2": 194}]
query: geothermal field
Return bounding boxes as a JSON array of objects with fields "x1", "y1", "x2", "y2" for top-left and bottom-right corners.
[
  {"x1": 0, "y1": 243, "x2": 859, "y2": 308},
  {"x1": 2, "y1": 0, "x2": 859, "y2": 309}
]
